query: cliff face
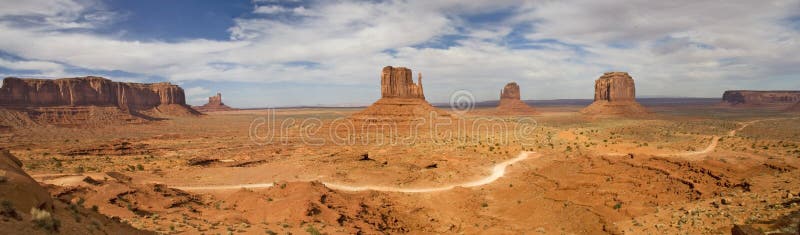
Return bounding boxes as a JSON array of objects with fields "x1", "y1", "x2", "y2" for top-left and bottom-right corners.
[
  {"x1": 581, "y1": 72, "x2": 647, "y2": 116},
  {"x1": 0, "y1": 76, "x2": 198, "y2": 127},
  {"x1": 593, "y1": 72, "x2": 636, "y2": 102},
  {"x1": 0, "y1": 76, "x2": 187, "y2": 109},
  {"x1": 722, "y1": 90, "x2": 800, "y2": 105},
  {"x1": 380, "y1": 66, "x2": 424, "y2": 99}
]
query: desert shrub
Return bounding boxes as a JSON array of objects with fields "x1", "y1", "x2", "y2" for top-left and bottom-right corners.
[
  {"x1": 305, "y1": 225, "x2": 321, "y2": 235},
  {"x1": 136, "y1": 164, "x2": 144, "y2": 171},
  {"x1": 1, "y1": 200, "x2": 20, "y2": 220},
  {"x1": 74, "y1": 166, "x2": 85, "y2": 174},
  {"x1": 31, "y1": 207, "x2": 60, "y2": 232},
  {"x1": 0, "y1": 170, "x2": 7, "y2": 183}
]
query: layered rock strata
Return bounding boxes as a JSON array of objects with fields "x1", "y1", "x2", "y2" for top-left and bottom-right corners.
[
  {"x1": 0, "y1": 76, "x2": 198, "y2": 126},
  {"x1": 580, "y1": 72, "x2": 648, "y2": 116},
  {"x1": 722, "y1": 90, "x2": 800, "y2": 106}
]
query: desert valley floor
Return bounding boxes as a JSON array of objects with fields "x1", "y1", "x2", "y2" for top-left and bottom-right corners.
[{"x1": 2, "y1": 104, "x2": 800, "y2": 234}]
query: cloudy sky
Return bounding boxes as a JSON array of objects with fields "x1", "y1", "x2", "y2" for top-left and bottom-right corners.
[{"x1": 0, "y1": 0, "x2": 798, "y2": 107}]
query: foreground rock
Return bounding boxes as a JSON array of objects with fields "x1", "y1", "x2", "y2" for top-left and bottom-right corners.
[
  {"x1": 722, "y1": 90, "x2": 800, "y2": 106},
  {"x1": 580, "y1": 72, "x2": 648, "y2": 116},
  {"x1": 193, "y1": 92, "x2": 236, "y2": 112},
  {"x1": 0, "y1": 149, "x2": 147, "y2": 234},
  {"x1": 0, "y1": 76, "x2": 199, "y2": 127},
  {"x1": 496, "y1": 82, "x2": 537, "y2": 115},
  {"x1": 350, "y1": 66, "x2": 451, "y2": 123}
]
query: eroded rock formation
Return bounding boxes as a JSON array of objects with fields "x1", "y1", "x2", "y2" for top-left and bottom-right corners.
[
  {"x1": 722, "y1": 90, "x2": 800, "y2": 106},
  {"x1": 350, "y1": 66, "x2": 450, "y2": 122},
  {"x1": 381, "y1": 67, "x2": 424, "y2": 99},
  {"x1": 580, "y1": 72, "x2": 647, "y2": 116},
  {"x1": 0, "y1": 76, "x2": 198, "y2": 127},
  {"x1": 496, "y1": 82, "x2": 536, "y2": 115},
  {"x1": 194, "y1": 92, "x2": 235, "y2": 112}
]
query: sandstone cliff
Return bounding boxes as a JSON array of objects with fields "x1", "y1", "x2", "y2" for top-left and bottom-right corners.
[
  {"x1": 380, "y1": 66, "x2": 424, "y2": 99},
  {"x1": 581, "y1": 72, "x2": 647, "y2": 116},
  {"x1": 194, "y1": 92, "x2": 235, "y2": 112},
  {"x1": 496, "y1": 82, "x2": 536, "y2": 115},
  {"x1": 351, "y1": 66, "x2": 450, "y2": 123},
  {"x1": 721, "y1": 90, "x2": 800, "y2": 106},
  {"x1": 0, "y1": 76, "x2": 198, "y2": 127}
]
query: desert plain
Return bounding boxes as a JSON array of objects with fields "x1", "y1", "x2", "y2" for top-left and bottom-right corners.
[{"x1": 2, "y1": 101, "x2": 799, "y2": 234}]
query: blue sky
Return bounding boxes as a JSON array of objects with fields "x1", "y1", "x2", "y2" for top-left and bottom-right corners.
[{"x1": 0, "y1": 0, "x2": 799, "y2": 107}]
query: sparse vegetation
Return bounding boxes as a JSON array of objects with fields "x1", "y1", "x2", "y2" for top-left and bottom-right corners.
[{"x1": 31, "y1": 207, "x2": 60, "y2": 232}]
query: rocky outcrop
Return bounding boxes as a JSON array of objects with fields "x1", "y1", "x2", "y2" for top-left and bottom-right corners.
[
  {"x1": 580, "y1": 72, "x2": 647, "y2": 116},
  {"x1": 194, "y1": 92, "x2": 235, "y2": 112},
  {"x1": 0, "y1": 76, "x2": 199, "y2": 127},
  {"x1": 722, "y1": 90, "x2": 800, "y2": 106},
  {"x1": 381, "y1": 66, "x2": 424, "y2": 99},
  {"x1": 496, "y1": 82, "x2": 536, "y2": 115},
  {"x1": 351, "y1": 66, "x2": 450, "y2": 123}
]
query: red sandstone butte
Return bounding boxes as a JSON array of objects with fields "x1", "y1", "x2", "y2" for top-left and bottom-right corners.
[
  {"x1": 580, "y1": 72, "x2": 647, "y2": 116},
  {"x1": 0, "y1": 76, "x2": 198, "y2": 126},
  {"x1": 350, "y1": 66, "x2": 451, "y2": 122},
  {"x1": 496, "y1": 82, "x2": 536, "y2": 115},
  {"x1": 194, "y1": 92, "x2": 235, "y2": 112},
  {"x1": 721, "y1": 90, "x2": 800, "y2": 106}
]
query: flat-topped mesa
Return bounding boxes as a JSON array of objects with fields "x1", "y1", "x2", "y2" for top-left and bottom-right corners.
[
  {"x1": 0, "y1": 76, "x2": 188, "y2": 109},
  {"x1": 380, "y1": 66, "x2": 424, "y2": 99},
  {"x1": 721, "y1": 90, "x2": 800, "y2": 106},
  {"x1": 351, "y1": 66, "x2": 451, "y2": 123},
  {"x1": 581, "y1": 72, "x2": 647, "y2": 116},
  {"x1": 194, "y1": 92, "x2": 236, "y2": 112},
  {"x1": 496, "y1": 82, "x2": 536, "y2": 115},
  {"x1": 0, "y1": 76, "x2": 199, "y2": 126},
  {"x1": 790, "y1": 102, "x2": 800, "y2": 112}
]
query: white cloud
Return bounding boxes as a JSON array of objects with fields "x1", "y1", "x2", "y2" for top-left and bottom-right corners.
[{"x1": 0, "y1": 0, "x2": 798, "y2": 106}]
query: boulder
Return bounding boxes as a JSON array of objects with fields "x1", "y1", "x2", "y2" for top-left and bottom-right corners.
[
  {"x1": 496, "y1": 82, "x2": 536, "y2": 115},
  {"x1": 580, "y1": 72, "x2": 647, "y2": 116},
  {"x1": 194, "y1": 92, "x2": 236, "y2": 112},
  {"x1": 722, "y1": 90, "x2": 800, "y2": 106}
]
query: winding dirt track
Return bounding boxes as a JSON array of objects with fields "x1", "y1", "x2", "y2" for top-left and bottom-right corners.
[
  {"x1": 175, "y1": 151, "x2": 535, "y2": 192},
  {"x1": 34, "y1": 118, "x2": 795, "y2": 193}
]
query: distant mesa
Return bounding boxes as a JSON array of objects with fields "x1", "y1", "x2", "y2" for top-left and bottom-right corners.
[
  {"x1": 194, "y1": 92, "x2": 236, "y2": 112},
  {"x1": 350, "y1": 66, "x2": 451, "y2": 122},
  {"x1": 495, "y1": 82, "x2": 537, "y2": 115},
  {"x1": 721, "y1": 90, "x2": 800, "y2": 107},
  {"x1": 0, "y1": 76, "x2": 198, "y2": 127},
  {"x1": 580, "y1": 72, "x2": 648, "y2": 116},
  {"x1": 790, "y1": 102, "x2": 800, "y2": 112}
]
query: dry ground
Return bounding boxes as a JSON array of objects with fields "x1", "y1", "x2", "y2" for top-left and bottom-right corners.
[{"x1": 1, "y1": 104, "x2": 799, "y2": 234}]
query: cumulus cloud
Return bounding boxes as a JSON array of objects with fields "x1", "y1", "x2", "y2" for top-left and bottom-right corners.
[{"x1": 0, "y1": 0, "x2": 798, "y2": 105}]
